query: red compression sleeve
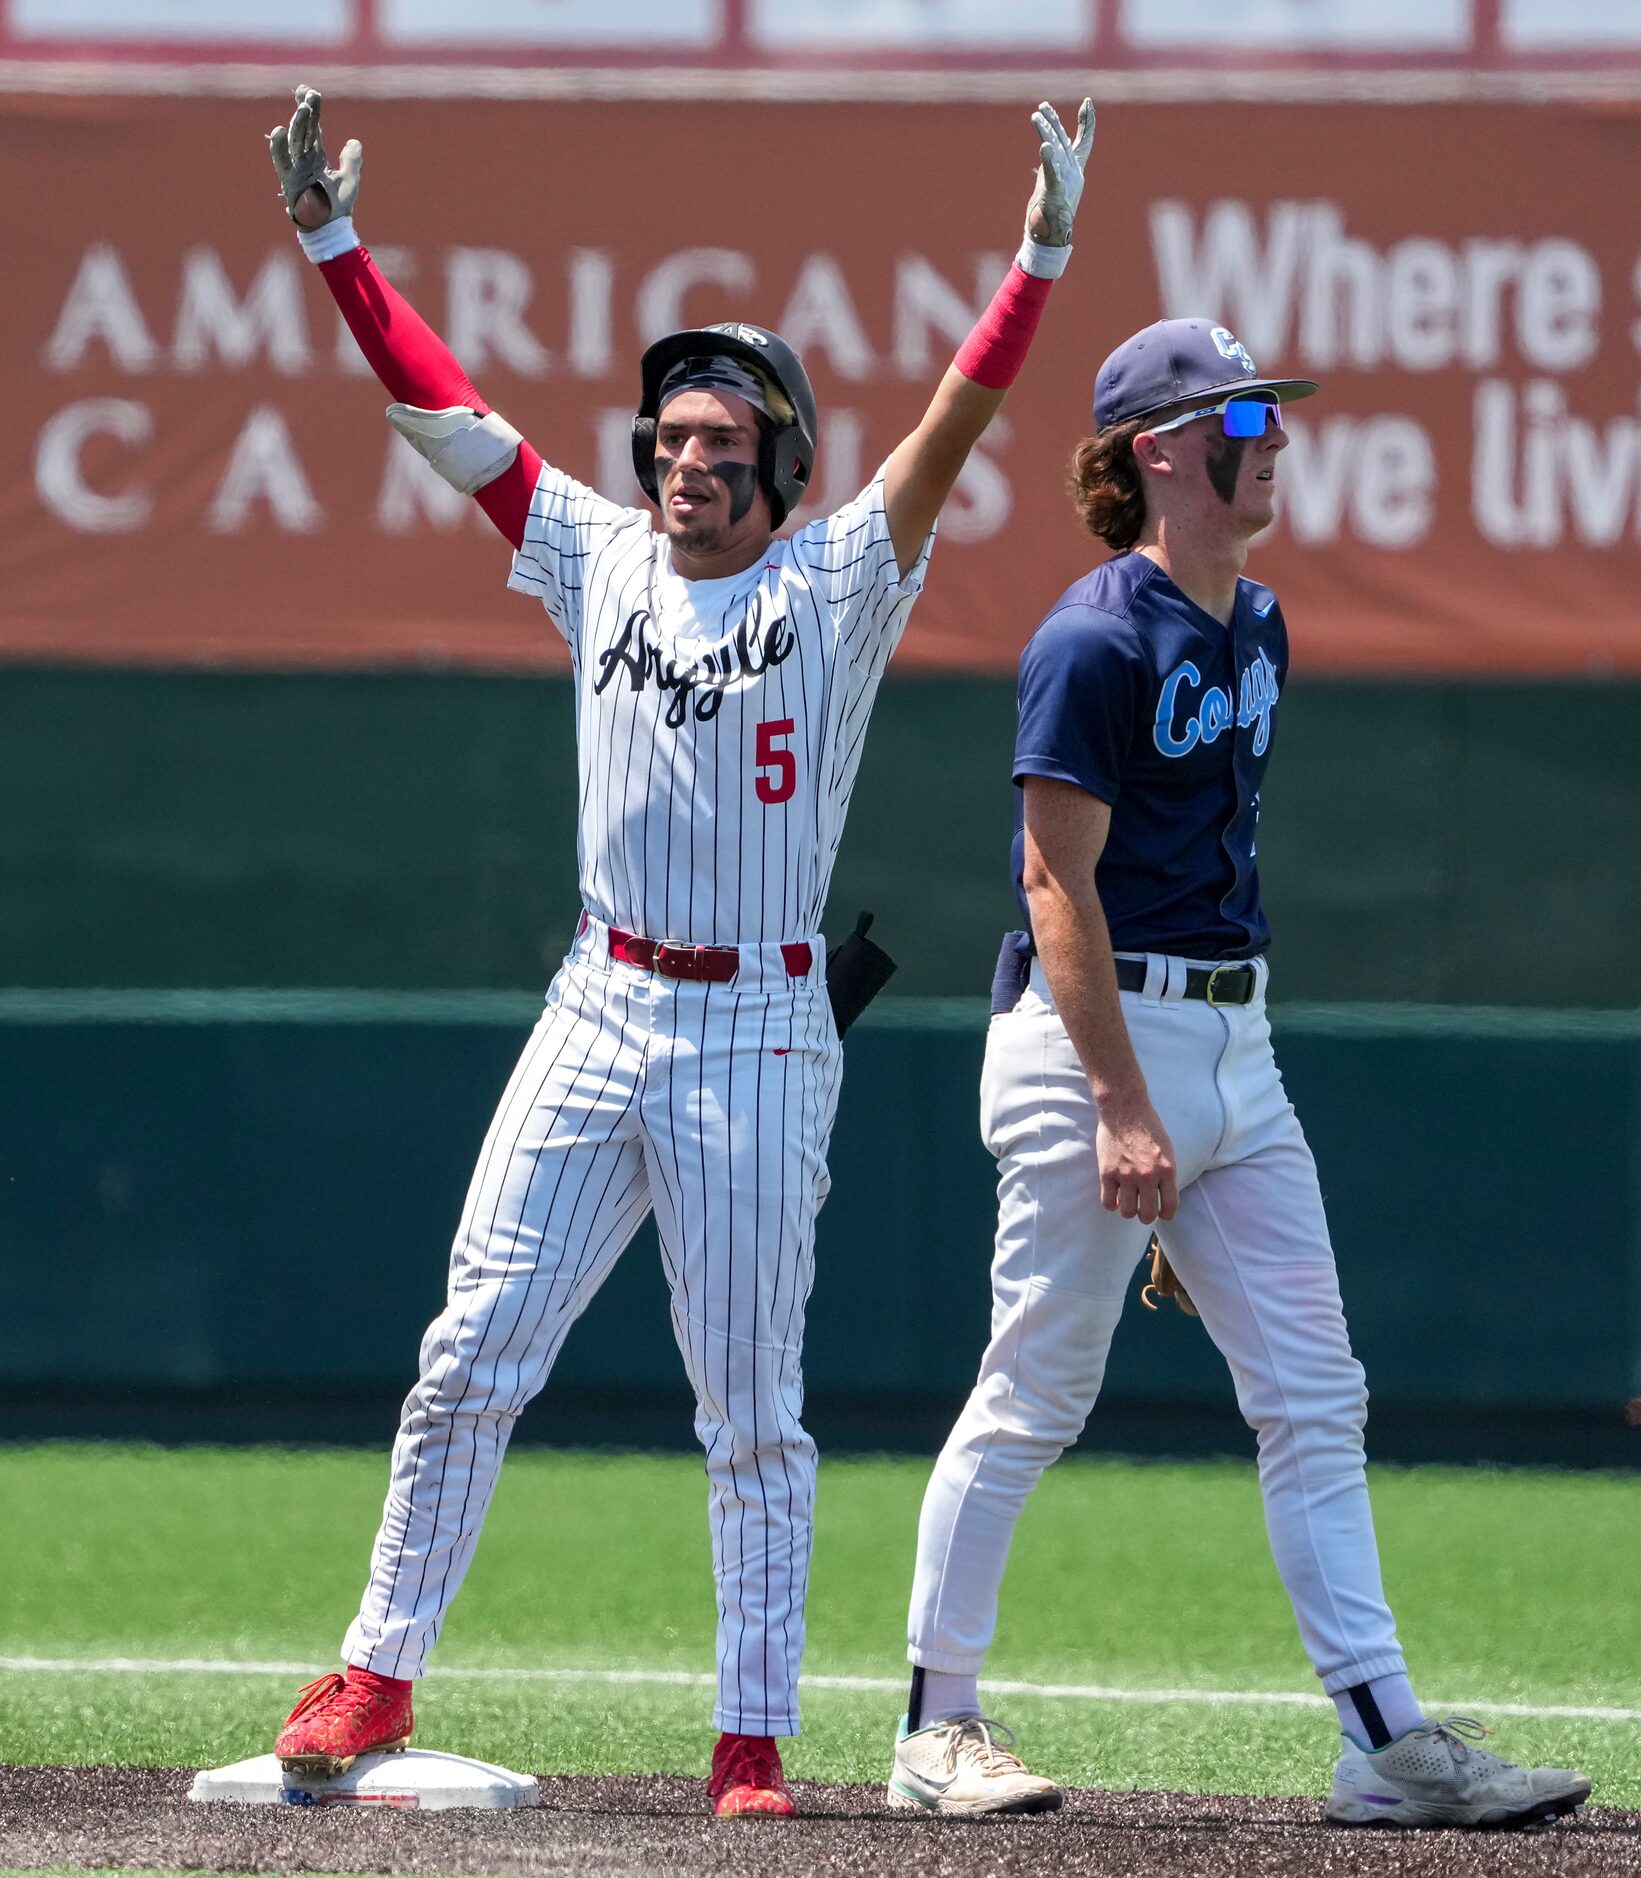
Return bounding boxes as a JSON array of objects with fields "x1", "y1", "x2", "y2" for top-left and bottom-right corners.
[
  {"x1": 470, "y1": 453, "x2": 539, "y2": 551},
  {"x1": 319, "y1": 245, "x2": 483, "y2": 410},
  {"x1": 317, "y1": 243, "x2": 540, "y2": 551},
  {"x1": 953, "y1": 264, "x2": 1054, "y2": 392}
]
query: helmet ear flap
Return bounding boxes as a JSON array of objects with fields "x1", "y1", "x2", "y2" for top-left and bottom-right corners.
[
  {"x1": 757, "y1": 417, "x2": 784, "y2": 528},
  {"x1": 759, "y1": 415, "x2": 814, "y2": 529},
  {"x1": 631, "y1": 415, "x2": 659, "y2": 505}
]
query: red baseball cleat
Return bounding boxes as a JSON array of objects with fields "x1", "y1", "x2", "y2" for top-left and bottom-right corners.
[
  {"x1": 709, "y1": 1731, "x2": 796, "y2": 1817},
  {"x1": 275, "y1": 1667, "x2": 415, "y2": 1776}
]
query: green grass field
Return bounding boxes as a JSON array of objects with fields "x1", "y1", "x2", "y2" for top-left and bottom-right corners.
[{"x1": 2, "y1": 1442, "x2": 1636, "y2": 1808}]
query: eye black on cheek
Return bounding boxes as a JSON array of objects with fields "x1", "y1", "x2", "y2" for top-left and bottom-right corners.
[
  {"x1": 711, "y1": 458, "x2": 761, "y2": 524},
  {"x1": 1204, "y1": 434, "x2": 1249, "y2": 506}
]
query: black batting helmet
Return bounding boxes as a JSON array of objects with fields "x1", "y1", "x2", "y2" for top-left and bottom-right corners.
[{"x1": 633, "y1": 322, "x2": 819, "y2": 528}]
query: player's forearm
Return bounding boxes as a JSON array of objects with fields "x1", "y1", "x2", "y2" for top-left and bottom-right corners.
[
  {"x1": 954, "y1": 259, "x2": 1058, "y2": 392},
  {"x1": 302, "y1": 228, "x2": 540, "y2": 550},
  {"x1": 884, "y1": 260, "x2": 1056, "y2": 573},
  {"x1": 312, "y1": 236, "x2": 486, "y2": 415},
  {"x1": 1027, "y1": 877, "x2": 1149, "y2": 1109}
]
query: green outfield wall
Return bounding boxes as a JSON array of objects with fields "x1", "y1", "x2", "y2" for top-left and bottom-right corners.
[
  {"x1": 3, "y1": 668, "x2": 1639, "y2": 1006},
  {"x1": 2, "y1": 996, "x2": 1637, "y2": 1461},
  {"x1": 4, "y1": 665, "x2": 1637, "y2": 1457}
]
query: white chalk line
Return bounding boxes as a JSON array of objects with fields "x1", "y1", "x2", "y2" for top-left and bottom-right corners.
[{"x1": 1, "y1": 1655, "x2": 1637, "y2": 1725}]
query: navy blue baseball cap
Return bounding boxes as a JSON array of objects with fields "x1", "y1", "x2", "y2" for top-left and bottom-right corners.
[{"x1": 1094, "y1": 319, "x2": 1317, "y2": 432}]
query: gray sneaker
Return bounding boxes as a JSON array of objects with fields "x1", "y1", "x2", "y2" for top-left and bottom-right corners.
[
  {"x1": 886, "y1": 1713, "x2": 1062, "y2": 1817},
  {"x1": 1326, "y1": 1717, "x2": 1590, "y2": 1829}
]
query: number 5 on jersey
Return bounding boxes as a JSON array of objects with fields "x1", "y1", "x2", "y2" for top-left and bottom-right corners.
[{"x1": 755, "y1": 718, "x2": 796, "y2": 805}]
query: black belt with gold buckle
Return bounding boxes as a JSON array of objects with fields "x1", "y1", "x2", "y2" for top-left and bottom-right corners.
[{"x1": 1113, "y1": 957, "x2": 1258, "y2": 1005}]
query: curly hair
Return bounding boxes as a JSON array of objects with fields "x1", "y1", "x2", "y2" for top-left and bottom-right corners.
[{"x1": 1068, "y1": 416, "x2": 1149, "y2": 553}]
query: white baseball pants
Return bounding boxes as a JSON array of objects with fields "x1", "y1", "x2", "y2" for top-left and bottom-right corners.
[
  {"x1": 908, "y1": 957, "x2": 1407, "y2": 1697},
  {"x1": 344, "y1": 919, "x2": 844, "y2": 1737}
]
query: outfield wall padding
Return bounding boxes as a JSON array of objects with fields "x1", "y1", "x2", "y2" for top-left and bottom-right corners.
[{"x1": 2, "y1": 998, "x2": 1636, "y2": 1445}]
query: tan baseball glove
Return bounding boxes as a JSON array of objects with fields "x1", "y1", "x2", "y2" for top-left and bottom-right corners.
[{"x1": 1140, "y1": 1236, "x2": 1198, "y2": 1317}]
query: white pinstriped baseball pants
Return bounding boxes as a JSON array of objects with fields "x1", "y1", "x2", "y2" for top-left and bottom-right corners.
[
  {"x1": 908, "y1": 958, "x2": 1408, "y2": 1697},
  {"x1": 344, "y1": 919, "x2": 844, "y2": 1737}
]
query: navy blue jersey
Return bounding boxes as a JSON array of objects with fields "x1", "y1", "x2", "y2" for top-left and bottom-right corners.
[{"x1": 1011, "y1": 552, "x2": 1287, "y2": 960}]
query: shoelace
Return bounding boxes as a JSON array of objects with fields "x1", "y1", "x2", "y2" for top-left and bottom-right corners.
[
  {"x1": 944, "y1": 1717, "x2": 1031, "y2": 1775},
  {"x1": 1425, "y1": 1716, "x2": 1510, "y2": 1771},
  {"x1": 285, "y1": 1671, "x2": 398, "y2": 1728},
  {"x1": 1434, "y1": 1720, "x2": 1509, "y2": 1765},
  {"x1": 285, "y1": 1672, "x2": 347, "y2": 1722},
  {"x1": 1433, "y1": 1717, "x2": 1493, "y2": 1754}
]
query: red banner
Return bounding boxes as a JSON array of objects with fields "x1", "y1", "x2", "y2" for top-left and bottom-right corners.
[{"x1": 6, "y1": 91, "x2": 1641, "y2": 675}]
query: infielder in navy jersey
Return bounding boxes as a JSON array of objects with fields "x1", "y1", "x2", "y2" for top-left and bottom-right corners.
[
  {"x1": 885, "y1": 320, "x2": 1592, "y2": 1830},
  {"x1": 257, "y1": 87, "x2": 1094, "y2": 1817}
]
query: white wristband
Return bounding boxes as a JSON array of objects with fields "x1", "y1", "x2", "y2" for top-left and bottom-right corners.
[
  {"x1": 1015, "y1": 234, "x2": 1071, "y2": 281},
  {"x1": 297, "y1": 216, "x2": 361, "y2": 265}
]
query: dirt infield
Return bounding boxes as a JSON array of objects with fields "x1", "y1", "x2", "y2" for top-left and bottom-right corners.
[{"x1": 1, "y1": 1765, "x2": 1636, "y2": 1878}]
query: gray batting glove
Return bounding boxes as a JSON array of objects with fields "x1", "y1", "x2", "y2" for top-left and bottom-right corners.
[
  {"x1": 1025, "y1": 98, "x2": 1094, "y2": 247},
  {"x1": 267, "y1": 85, "x2": 362, "y2": 227}
]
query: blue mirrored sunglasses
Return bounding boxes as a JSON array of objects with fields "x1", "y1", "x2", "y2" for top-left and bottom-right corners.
[{"x1": 1144, "y1": 395, "x2": 1283, "y2": 439}]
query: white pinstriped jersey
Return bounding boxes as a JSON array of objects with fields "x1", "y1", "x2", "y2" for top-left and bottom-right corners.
[{"x1": 507, "y1": 465, "x2": 933, "y2": 945}]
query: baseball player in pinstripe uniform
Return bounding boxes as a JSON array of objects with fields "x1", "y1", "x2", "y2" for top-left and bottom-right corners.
[
  {"x1": 262, "y1": 86, "x2": 1094, "y2": 1815},
  {"x1": 883, "y1": 320, "x2": 1592, "y2": 1829}
]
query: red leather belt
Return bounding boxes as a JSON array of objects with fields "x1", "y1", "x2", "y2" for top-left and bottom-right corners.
[{"x1": 606, "y1": 925, "x2": 813, "y2": 984}]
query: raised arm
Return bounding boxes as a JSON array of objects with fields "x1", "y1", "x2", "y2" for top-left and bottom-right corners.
[
  {"x1": 267, "y1": 86, "x2": 541, "y2": 551},
  {"x1": 882, "y1": 100, "x2": 1094, "y2": 577}
]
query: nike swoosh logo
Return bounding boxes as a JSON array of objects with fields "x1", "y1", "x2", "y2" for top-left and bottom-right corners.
[
  {"x1": 773, "y1": 1047, "x2": 792, "y2": 1056},
  {"x1": 1253, "y1": 596, "x2": 1276, "y2": 617}
]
